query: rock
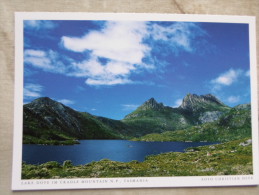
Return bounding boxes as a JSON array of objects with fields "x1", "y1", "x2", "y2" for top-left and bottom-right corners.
[
  {"x1": 139, "y1": 98, "x2": 164, "y2": 111},
  {"x1": 179, "y1": 93, "x2": 227, "y2": 112},
  {"x1": 234, "y1": 104, "x2": 251, "y2": 110},
  {"x1": 199, "y1": 111, "x2": 223, "y2": 123},
  {"x1": 239, "y1": 139, "x2": 252, "y2": 146}
]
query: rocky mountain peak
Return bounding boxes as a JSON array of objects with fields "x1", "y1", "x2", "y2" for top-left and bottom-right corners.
[
  {"x1": 26, "y1": 97, "x2": 66, "y2": 112},
  {"x1": 30, "y1": 97, "x2": 54, "y2": 105},
  {"x1": 179, "y1": 93, "x2": 226, "y2": 112},
  {"x1": 139, "y1": 97, "x2": 164, "y2": 111}
]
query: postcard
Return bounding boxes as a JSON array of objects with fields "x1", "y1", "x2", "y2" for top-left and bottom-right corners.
[{"x1": 12, "y1": 12, "x2": 258, "y2": 190}]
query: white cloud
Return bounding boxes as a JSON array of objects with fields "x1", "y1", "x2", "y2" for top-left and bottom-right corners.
[
  {"x1": 122, "y1": 104, "x2": 139, "y2": 111},
  {"x1": 86, "y1": 77, "x2": 132, "y2": 86},
  {"x1": 227, "y1": 96, "x2": 240, "y2": 103},
  {"x1": 61, "y1": 21, "x2": 153, "y2": 86},
  {"x1": 24, "y1": 83, "x2": 43, "y2": 99},
  {"x1": 60, "y1": 21, "x2": 206, "y2": 86},
  {"x1": 149, "y1": 22, "x2": 206, "y2": 53},
  {"x1": 211, "y1": 69, "x2": 243, "y2": 86},
  {"x1": 70, "y1": 56, "x2": 136, "y2": 86},
  {"x1": 25, "y1": 21, "x2": 207, "y2": 87},
  {"x1": 58, "y1": 99, "x2": 75, "y2": 105},
  {"x1": 61, "y1": 21, "x2": 149, "y2": 64},
  {"x1": 24, "y1": 49, "x2": 69, "y2": 74},
  {"x1": 24, "y1": 20, "x2": 57, "y2": 30},
  {"x1": 173, "y1": 98, "x2": 183, "y2": 107}
]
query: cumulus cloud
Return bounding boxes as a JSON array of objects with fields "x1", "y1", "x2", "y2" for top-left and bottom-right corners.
[
  {"x1": 24, "y1": 49, "x2": 70, "y2": 74},
  {"x1": 60, "y1": 21, "x2": 206, "y2": 86},
  {"x1": 211, "y1": 69, "x2": 242, "y2": 86},
  {"x1": 24, "y1": 20, "x2": 57, "y2": 30},
  {"x1": 24, "y1": 83, "x2": 43, "y2": 99},
  {"x1": 25, "y1": 21, "x2": 207, "y2": 86},
  {"x1": 210, "y1": 69, "x2": 244, "y2": 92},
  {"x1": 61, "y1": 21, "x2": 150, "y2": 64},
  {"x1": 61, "y1": 21, "x2": 153, "y2": 86},
  {"x1": 149, "y1": 22, "x2": 206, "y2": 53}
]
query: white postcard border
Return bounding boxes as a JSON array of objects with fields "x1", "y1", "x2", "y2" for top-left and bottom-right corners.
[{"x1": 12, "y1": 12, "x2": 259, "y2": 190}]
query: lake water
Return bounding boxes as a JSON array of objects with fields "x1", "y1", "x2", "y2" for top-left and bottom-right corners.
[{"x1": 22, "y1": 140, "x2": 217, "y2": 165}]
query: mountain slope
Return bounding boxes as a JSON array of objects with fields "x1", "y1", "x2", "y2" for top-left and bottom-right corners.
[
  {"x1": 178, "y1": 93, "x2": 230, "y2": 124},
  {"x1": 23, "y1": 97, "x2": 130, "y2": 144},
  {"x1": 122, "y1": 98, "x2": 191, "y2": 136},
  {"x1": 133, "y1": 103, "x2": 251, "y2": 142},
  {"x1": 122, "y1": 94, "x2": 230, "y2": 136}
]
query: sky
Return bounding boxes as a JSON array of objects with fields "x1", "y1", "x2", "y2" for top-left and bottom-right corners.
[{"x1": 23, "y1": 19, "x2": 251, "y2": 120}]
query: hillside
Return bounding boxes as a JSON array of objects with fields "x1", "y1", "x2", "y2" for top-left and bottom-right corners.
[
  {"x1": 122, "y1": 94, "x2": 230, "y2": 136},
  {"x1": 133, "y1": 104, "x2": 251, "y2": 142},
  {"x1": 23, "y1": 97, "x2": 132, "y2": 144}
]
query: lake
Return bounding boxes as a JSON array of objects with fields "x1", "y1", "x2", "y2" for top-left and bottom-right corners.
[{"x1": 22, "y1": 140, "x2": 217, "y2": 165}]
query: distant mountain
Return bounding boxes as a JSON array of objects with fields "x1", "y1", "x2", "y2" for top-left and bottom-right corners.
[
  {"x1": 23, "y1": 94, "x2": 247, "y2": 144},
  {"x1": 179, "y1": 93, "x2": 227, "y2": 112},
  {"x1": 133, "y1": 103, "x2": 251, "y2": 142},
  {"x1": 178, "y1": 93, "x2": 230, "y2": 124},
  {"x1": 122, "y1": 94, "x2": 230, "y2": 136},
  {"x1": 123, "y1": 98, "x2": 191, "y2": 136}
]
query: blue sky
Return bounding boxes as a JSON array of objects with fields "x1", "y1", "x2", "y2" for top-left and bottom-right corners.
[{"x1": 23, "y1": 20, "x2": 251, "y2": 120}]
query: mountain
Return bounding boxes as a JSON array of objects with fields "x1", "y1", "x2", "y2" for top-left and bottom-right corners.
[
  {"x1": 179, "y1": 93, "x2": 230, "y2": 124},
  {"x1": 23, "y1": 93, "x2": 246, "y2": 144},
  {"x1": 23, "y1": 97, "x2": 132, "y2": 144},
  {"x1": 133, "y1": 103, "x2": 251, "y2": 142},
  {"x1": 122, "y1": 94, "x2": 230, "y2": 136},
  {"x1": 179, "y1": 93, "x2": 227, "y2": 112},
  {"x1": 122, "y1": 98, "x2": 191, "y2": 136}
]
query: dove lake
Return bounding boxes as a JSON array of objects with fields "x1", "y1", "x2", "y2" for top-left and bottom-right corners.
[{"x1": 22, "y1": 140, "x2": 218, "y2": 165}]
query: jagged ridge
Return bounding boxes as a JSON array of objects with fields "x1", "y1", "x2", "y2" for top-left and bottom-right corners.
[{"x1": 179, "y1": 93, "x2": 227, "y2": 112}]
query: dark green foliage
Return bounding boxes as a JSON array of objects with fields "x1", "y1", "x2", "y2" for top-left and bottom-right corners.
[
  {"x1": 22, "y1": 138, "x2": 253, "y2": 179},
  {"x1": 23, "y1": 97, "x2": 130, "y2": 145},
  {"x1": 63, "y1": 160, "x2": 73, "y2": 168}
]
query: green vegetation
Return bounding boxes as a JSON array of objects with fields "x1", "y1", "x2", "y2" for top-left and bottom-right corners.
[
  {"x1": 23, "y1": 96, "x2": 251, "y2": 145},
  {"x1": 21, "y1": 96, "x2": 253, "y2": 178},
  {"x1": 133, "y1": 107, "x2": 251, "y2": 142},
  {"x1": 123, "y1": 107, "x2": 191, "y2": 137},
  {"x1": 22, "y1": 138, "x2": 252, "y2": 179},
  {"x1": 23, "y1": 135, "x2": 80, "y2": 145},
  {"x1": 23, "y1": 99, "x2": 131, "y2": 145}
]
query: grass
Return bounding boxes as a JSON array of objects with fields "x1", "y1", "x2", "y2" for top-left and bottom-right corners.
[{"x1": 22, "y1": 137, "x2": 252, "y2": 179}]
